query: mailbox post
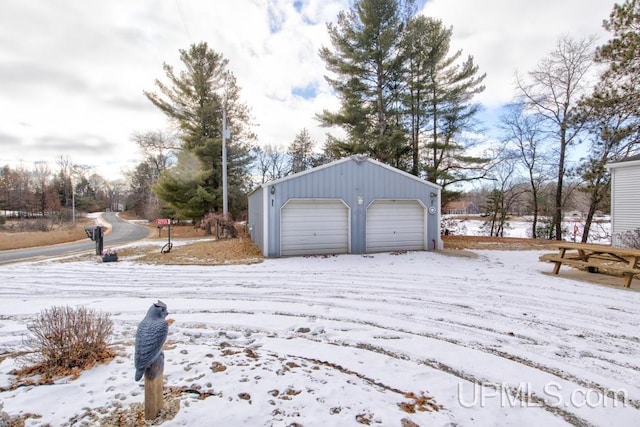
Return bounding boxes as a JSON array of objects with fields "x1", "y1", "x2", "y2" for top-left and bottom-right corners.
[
  {"x1": 84, "y1": 226, "x2": 104, "y2": 255},
  {"x1": 156, "y1": 219, "x2": 172, "y2": 254}
]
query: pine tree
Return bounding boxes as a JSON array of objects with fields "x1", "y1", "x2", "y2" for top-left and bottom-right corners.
[
  {"x1": 597, "y1": 0, "x2": 640, "y2": 82},
  {"x1": 288, "y1": 129, "x2": 316, "y2": 173},
  {"x1": 401, "y1": 15, "x2": 487, "y2": 198},
  {"x1": 575, "y1": 0, "x2": 640, "y2": 242},
  {"x1": 317, "y1": 0, "x2": 411, "y2": 166},
  {"x1": 318, "y1": 1, "x2": 487, "y2": 196},
  {"x1": 144, "y1": 42, "x2": 254, "y2": 219}
]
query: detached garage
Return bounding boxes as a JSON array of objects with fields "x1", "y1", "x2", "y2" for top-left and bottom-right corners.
[{"x1": 248, "y1": 155, "x2": 442, "y2": 257}]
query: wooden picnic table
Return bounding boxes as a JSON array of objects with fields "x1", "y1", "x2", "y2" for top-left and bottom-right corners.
[{"x1": 540, "y1": 242, "x2": 640, "y2": 288}]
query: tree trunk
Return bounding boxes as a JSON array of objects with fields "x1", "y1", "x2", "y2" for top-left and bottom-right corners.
[{"x1": 554, "y1": 126, "x2": 567, "y2": 240}]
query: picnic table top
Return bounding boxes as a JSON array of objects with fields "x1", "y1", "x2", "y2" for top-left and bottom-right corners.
[{"x1": 550, "y1": 242, "x2": 640, "y2": 257}]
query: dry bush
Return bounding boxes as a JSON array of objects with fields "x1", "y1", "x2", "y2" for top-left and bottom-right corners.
[
  {"x1": 617, "y1": 228, "x2": 640, "y2": 249},
  {"x1": 200, "y1": 213, "x2": 239, "y2": 238},
  {"x1": 23, "y1": 306, "x2": 114, "y2": 378}
]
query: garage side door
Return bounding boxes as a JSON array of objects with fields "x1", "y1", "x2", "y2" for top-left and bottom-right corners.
[
  {"x1": 366, "y1": 200, "x2": 425, "y2": 253},
  {"x1": 281, "y1": 199, "x2": 349, "y2": 256}
]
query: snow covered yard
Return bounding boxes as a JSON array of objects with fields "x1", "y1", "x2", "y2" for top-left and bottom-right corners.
[{"x1": 0, "y1": 249, "x2": 639, "y2": 426}]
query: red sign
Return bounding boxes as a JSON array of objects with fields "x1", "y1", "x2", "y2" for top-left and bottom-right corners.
[{"x1": 156, "y1": 218, "x2": 170, "y2": 226}]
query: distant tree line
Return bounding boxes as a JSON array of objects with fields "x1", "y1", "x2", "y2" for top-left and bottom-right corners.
[{"x1": 0, "y1": 158, "x2": 126, "y2": 222}]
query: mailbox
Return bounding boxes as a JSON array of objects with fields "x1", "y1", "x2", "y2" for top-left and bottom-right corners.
[{"x1": 84, "y1": 226, "x2": 104, "y2": 255}]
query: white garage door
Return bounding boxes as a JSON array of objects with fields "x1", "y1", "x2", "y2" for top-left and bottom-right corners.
[
  {"x1": 366, "y1": 200, "x2": 425, "y2": 253},
  {"x1": 281, "y1": 199, "x2": 349, "y2": 256}
]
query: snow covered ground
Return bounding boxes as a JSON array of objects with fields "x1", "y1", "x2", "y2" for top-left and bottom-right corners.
[
  {"x1": 1, "y1": 245, "x2": 639, "y2": 426},
  {"x1": 442, "y1": 215, "x2": 612, "y2": 244}
]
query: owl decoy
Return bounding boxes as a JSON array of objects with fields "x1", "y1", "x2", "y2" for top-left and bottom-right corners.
[{"x1": 134, "y1": 300, "x2": 169, "y2": 381}]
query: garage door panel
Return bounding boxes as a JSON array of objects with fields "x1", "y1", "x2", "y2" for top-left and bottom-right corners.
[
  {"x1": 281, "y1": 199, "x2": 349, "y2": 256},
  {"x1": 366, "y1": 200, "x2": 424, "y2": 253}
]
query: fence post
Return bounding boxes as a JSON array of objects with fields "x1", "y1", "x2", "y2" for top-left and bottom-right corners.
[{"x1": 144, "y1": 353, "x2": 164, "y2": 420}]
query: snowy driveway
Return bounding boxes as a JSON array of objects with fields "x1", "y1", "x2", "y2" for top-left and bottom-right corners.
[{"x1": 0, "y1": 250, "x2": 639, "y2": 426}]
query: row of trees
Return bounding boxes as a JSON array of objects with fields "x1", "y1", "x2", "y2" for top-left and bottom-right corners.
[
  {"x1": 0, "y1": 158, "x2": 126, "y2": 220},
  {"x1": 313, "y1": 0, "x2": 640, "y2": 243}
]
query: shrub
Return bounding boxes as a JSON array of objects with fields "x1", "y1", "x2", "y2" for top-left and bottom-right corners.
[
  {"x1": 617, "y1": 228, "x2": 640, "y2": 249},
  {"x1": 24, "y1": 306, "x2": 114, "y2": 375},
  {"x1": 33, "y1": 218, "x2": 52, "y2": 232}
]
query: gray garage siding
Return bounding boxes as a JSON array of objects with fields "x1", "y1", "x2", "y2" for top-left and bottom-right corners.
[
  {"x1": 248, "y1": 155, "x2": 442, "y2": 257},
  {"x1": 247, "y1": 187, "x2": 265, "y2": 251}
]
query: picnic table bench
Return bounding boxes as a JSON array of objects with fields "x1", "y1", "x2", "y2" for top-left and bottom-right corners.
[{"x1": 539, "y1": 242, "x2": 640, "y2": 288}]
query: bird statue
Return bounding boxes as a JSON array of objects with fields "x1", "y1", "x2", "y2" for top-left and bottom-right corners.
[{"x1": 134, "y1": 300, "x2": 169, "y2": 381}]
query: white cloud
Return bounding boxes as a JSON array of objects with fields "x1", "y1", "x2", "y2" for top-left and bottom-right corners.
[
  {"x1": 0, "y1": 0, "x2": 613, "y2": 179},
  {"x1": 421, "y1": 0, "x2": 613, "y2": 107}
]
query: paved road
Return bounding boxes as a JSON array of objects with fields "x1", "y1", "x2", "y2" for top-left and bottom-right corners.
[{"x1": 0, "y1": 212, "x2": 150, "y2": 265}]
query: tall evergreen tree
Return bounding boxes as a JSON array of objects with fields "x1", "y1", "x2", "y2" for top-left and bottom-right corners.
[
  {"x1": 318, "y1": 1, "x2": 486, "y2": 200},
  {"x1": 402, "y1": 15, "x2": 487, "y2": 198},
  {"x1": 144, "y1": 42, "x2": 254, "y2": 219},
  {"x1": 317, "y1": 0, "x2": 412, "y2": 167}
]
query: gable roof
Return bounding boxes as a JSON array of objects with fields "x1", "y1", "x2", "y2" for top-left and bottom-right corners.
[{"x1": 250, "y1": 155, "x2": 441, "y2": 195}]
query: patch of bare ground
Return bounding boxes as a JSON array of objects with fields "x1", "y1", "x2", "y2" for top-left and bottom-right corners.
[
  {"x1": 443, "y1": 235, "x2": 557, "y2": 251},
  {"x1": 118, "y1": 237, "x2": 264, "y2": 266},
  {"x1": 113, "y1": 213, "x2": 262, "y2": 265}
]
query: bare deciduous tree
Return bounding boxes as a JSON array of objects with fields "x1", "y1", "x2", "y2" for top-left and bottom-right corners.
[
  {"x1": 500, "y1": 103, "x2": 550, "y2": 238},
  {"x1": 516, "y1": 35, "x2": 597, "y2": 240},
  {"x1": 252, "y1": 145, "x2": 290, "y2": 184}
]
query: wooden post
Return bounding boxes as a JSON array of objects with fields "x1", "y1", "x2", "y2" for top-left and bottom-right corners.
[
  {"x1": 144, "y1": 353, "x2": 164, "y2": 420},
  {"x1": 553, "y1": 248, "x2": 566, "y2": 274}
]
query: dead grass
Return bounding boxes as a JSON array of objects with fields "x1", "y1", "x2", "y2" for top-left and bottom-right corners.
[
  {"x1": 146, "y1": 224, "x2": 214, "y2": 240},
  {"x1": 443, "y1": 235, "x2": 558, "y2": 251},
  {"x1": 113, "y1": 218, "x2": 262, "y2": 265},
  {"x1": 0, "y1": 218, "x2": 92, "y2": 251},
  {"x1": 118, "y1": 237, "x2": 264, "y2": 265}
]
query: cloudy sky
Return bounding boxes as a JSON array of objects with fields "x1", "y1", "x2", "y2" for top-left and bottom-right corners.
[{"x1": 0, "y1": 0, "x2": 614, "y2": 180}]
